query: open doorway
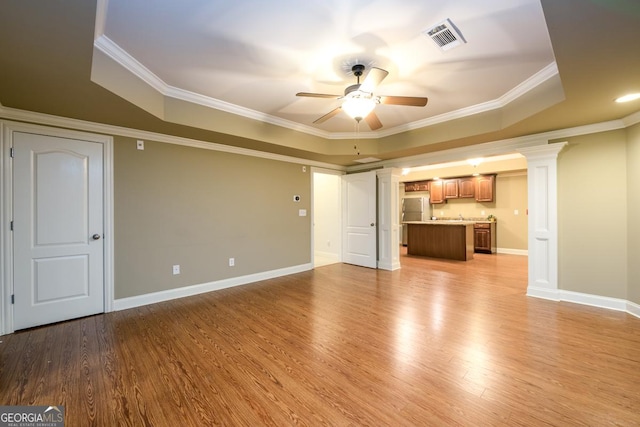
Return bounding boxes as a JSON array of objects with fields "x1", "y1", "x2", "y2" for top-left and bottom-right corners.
[{"x1": 311, "y1": 169, "x2": 343, "y2": 267}]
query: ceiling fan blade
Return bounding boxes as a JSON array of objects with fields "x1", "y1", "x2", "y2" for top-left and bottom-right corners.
[
  {"x1": 296, "y1": 92, "x2": 340, "y2": 98},
  {"x1": 359, "y1": 67, "x2": 389, "y2": 93},
  {"x1": 378, "y1": 96, "x2": 428, "y2": 107},
  {"x1": 364, "y1": 111, "x2": 383, "y2": 130},
  {"x1": 313, "y1": 107, "x2": 342, "y2": 124}
]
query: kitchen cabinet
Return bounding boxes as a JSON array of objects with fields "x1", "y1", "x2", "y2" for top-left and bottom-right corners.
[
  {"x1": 404, "y1": 180, "x2": 429, "y2": 192},
  {"x1": 406, "y1": 173, "x2": 496, "y2": 203},
  {"x1": 404, "y1": 182, "x2": 417, "y2": 192},
  {"x1": 458, "y1": 177, "x2": 475, "y2": 198},
  {"x1": 407, "y1": 222, "x2": 474, "y2": 261},
  {"x1": 443, "y1": 179, "x2": 459, "y2": 199},
  {"x1": 475, "y1": 175, "x2": 495, "y2": 202},
  {"x1": 474, "y1": 222, "x2": 496, "y2": 253},
  {"x1": 428, "y1": 180, "x2": 445, "y2": 203}
]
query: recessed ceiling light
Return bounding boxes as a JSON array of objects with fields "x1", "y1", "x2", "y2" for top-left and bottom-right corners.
[{"x1": 615, "y1": 93, "x2": 640, "y2": 103}]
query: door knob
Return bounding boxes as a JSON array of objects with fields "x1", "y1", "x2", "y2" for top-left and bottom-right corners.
[{"x1": 92, "y1": 234, "x2": 101, "y2": 240}]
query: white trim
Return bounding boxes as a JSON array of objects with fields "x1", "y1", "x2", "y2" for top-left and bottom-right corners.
[
  {"x1": 113, "y1": 263, "x2": 312, "y2": 311},
  {"x1": 347, "y1": 115, "x2": 631, "y2": 173},
  {"x1": 0, "y1": 105, "x2": 346, "y2": 172},
  {"x1": 94, "y1": 36, "x2": 332, "y2": 139},
  {"x1": 310, "y1": 167, "x2": 345, "y2": 269},
  {"x1": 496, "y1": 248, "x2": 528, "y2": 256},
  {"x1": 0, "y1": 120, "x2": 115, "y2": 335},
  {"x1": 527, "y1": 287, "x2": 640, "y2": 320},
  {"x1": 0, "y1": 121, "x2": 10, "y2": 336},
  {"x1": 520, "y1": 142, "x2": 566, "y2": 300},
  {"x1": 373, "y1": 63, "x2": 560, "y2": 138},
  {"x1": 92, "y1": 35, "x2": 562, "y2": 140},
  {"x1": 628, "y1": 301, "x2": 640, "y2": 319}
]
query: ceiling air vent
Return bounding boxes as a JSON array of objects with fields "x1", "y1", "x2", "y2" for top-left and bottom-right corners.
[{"x1": 423, "y1": 19, "x2": 466, "y2": 51}]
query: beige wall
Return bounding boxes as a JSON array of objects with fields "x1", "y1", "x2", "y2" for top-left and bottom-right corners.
[
  {"x1": 627, "y1": 123, "x2": 640, "y2": 304},
  {"x1": 114, "y1": 137, "x2": 311, "y2": 299},
  {"x1": 557, "y1": 130, "x2": 628, "y2": 299}
]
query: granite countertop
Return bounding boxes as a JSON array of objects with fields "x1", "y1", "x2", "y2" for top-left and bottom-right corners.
[{"x1": 403, "y1": 218, "x2": 496, "y2": 225}]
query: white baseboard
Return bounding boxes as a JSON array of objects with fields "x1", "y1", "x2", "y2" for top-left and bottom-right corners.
[
  {"x1": 113, "y1": 263, "x2": 313, "y2": 311},
  {"x1": 314, "y1": 250, "x2": 340, "y2": 262},
  {"x1": 627, "y1": 300, "x2": 640, "y2": 318},
  {"x1": 527, "y1": 286, "x2": 640, "y2": 319},
  {"x1": 497, "y1": 248, "x2": 528, "y2": 256},
  {"x1": 526, "y1": 286, "x2": 559, "y2": 301},
  {"x1": 378, "y1": 260, "x2": 401, "y2": 271}
]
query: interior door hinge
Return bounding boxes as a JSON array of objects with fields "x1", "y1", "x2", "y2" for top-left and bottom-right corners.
[
  {"x1": 10, "y1": 221, "x2": 13, "y2": 231},
  {"x1": 11, "y1": 294, "x2": 14, "y2": 304},
  {"x1": 9, "y1": 147, "x2": 14, "y2": 158}
]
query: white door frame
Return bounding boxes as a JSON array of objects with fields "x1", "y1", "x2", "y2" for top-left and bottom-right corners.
[
  {"x1": 0, "y1": 120, "x2": 114, "y2": 336},
  {"x1": 341, "y1": 171, "x2": 378, "y2": 268},
  {"x1": 310, "y1": 167, "x2": 345, "y2": 268}
]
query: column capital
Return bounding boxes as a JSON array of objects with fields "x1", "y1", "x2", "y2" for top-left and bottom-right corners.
[{"x1": 518, "y1": 142, "x2": 567, "y2": 161}]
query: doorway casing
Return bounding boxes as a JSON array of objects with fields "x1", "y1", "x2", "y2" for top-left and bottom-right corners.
[{"x1": 0, "y1": 120, "x2": 115, "y2": 336}]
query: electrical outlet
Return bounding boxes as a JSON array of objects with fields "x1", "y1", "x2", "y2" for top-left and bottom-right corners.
[
  {"x1": 172, "y1": 265, "x2": 180, "y2": 275},
  {"x1": 514, "y1": 209, "x2": 519, "y2": 215},
  {"x1": 229, "y1": 258, "x2": 235, "y2": 267}
]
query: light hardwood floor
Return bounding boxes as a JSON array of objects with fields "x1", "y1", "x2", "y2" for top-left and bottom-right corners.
[{"x1": 1, "y1": 251, "x2": 639, "y2": 426}]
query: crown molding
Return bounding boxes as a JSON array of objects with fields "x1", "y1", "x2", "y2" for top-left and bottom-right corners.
[
  {"x1": 0, "y1": 104, "x2": 346, "y2": 171},
  {"x1": 93, "y1": 36, "x2": 331, "y2": 139},
  {"x1": 346, "y1": 114, "x2": 632, "y2": 172},
  {"x1": 370, "y1": 63, "x2": 560, "y2": 138},
  {"x1": 93, "y1": 35, "x2": 562, "y2": 141}
]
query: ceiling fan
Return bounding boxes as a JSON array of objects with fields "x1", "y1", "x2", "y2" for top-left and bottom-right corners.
[{"x1": 296, "y1": 64, "x2": 428, "y2": 130}]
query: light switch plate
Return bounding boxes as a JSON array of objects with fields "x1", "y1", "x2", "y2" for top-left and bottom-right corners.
[{"x1": 299, "y1": 209, "x2": 307, "y2": 216}]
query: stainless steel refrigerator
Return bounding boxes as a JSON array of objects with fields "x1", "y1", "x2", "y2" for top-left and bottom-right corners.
[{"x1": 401, "y1": 197, "x2": 431, "y2": 245}]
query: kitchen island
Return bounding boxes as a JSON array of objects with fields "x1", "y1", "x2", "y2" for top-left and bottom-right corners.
[{"x1": 405, "y1": 221, "x2": 475, "y2": 261}]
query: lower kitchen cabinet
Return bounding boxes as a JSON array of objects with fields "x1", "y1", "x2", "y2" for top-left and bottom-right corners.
[{"x1": 474, "y1": 222, "x2": 496, "y2": 253}]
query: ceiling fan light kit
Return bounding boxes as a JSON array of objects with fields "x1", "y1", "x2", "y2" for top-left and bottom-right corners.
[
  {"x1": 296, "y1": 64, "x2": 428, "y2": 130},
  {"x1": 342, "y1": 96, "x2": 376, "y2": 122}
]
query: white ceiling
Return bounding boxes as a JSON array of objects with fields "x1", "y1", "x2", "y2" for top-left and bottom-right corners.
[{"x1": 96, "y1": 0, "x2": 557, "y2": 137}]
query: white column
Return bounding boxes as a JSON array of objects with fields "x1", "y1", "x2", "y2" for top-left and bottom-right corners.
[
  {"x1": 519, "y1": 142, "x2": 567, "y2": 300},
  {"x1": 376, "y1": 168, "x2": 401, "y2": 271}
]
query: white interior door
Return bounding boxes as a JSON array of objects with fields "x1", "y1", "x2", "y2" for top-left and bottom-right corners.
[
  {"x1": 12, "y1": 132, "x2": 104, "y2": 330},
  {"x1": 342, "y1": 171, "x2": 377, "y2": 268}
]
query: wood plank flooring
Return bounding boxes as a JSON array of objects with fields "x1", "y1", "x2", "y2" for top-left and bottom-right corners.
[{"x1": 2, "y1": 252, "x2": 639, "y2": 426}]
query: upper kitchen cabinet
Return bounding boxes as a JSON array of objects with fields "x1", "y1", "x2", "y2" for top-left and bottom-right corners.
[
  {"x1": 458, "y1": 177, "x2": 476, "y2": 198},
  {"x1": 429, "y1": 180, "x2": 445, "y2": 203},
  {"x1": 475, "y1": 174, "x2": 496, "y2": 202},
  {"x1": 405, "y1": 174, "x2": 496, "y2": 204},
  {"x1": 443, "y1": 179, "x2": 459, "y2": 199},
  {"x1": 404, "y1": 180, "x2": 429, "y2": 192},
  {"x1": 404, "y1": 182, "x2": 417, "y2": 192}
]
